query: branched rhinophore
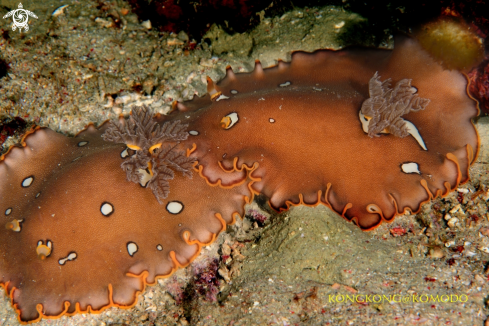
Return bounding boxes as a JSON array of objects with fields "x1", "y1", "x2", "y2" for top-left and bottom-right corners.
[
  {"x1": 103, "y1": 106, "x2": 196, "y2": 203},
  {"x1": 361, "y1": 72, "x2": 430, "y2": 138}
]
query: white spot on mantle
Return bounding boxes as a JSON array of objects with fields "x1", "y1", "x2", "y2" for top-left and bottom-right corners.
[
  {"x1": 216, "y1": 94, "x2": 230, "y2": 101},
  {"x1": 222, "y1": 112, "x2": 239, "y2": 129},
  {"x1": 22, "y1": 176, "x2": 34, "y2": 188},
  {"x1": 166, "y1": 201, "x2": 184, "y2": 214},
  {"x1": 401, "y1": 162, "x2": 421, "y2": 174},
  {"x1": 127, "y1": 242, "x2": 138, "y2": 256},
  {"x1": 121, "y1": 148, "x2": 130, "y2": 158},
  {"x1": 100, "y1": 202, "x2": 114, "y2": 216},
  {"x1": 138, "y1": 168, "x2": 152, "y2": 187},
  {"x1": 59, "y1": 252, "x2": 77, "y2": 265}
]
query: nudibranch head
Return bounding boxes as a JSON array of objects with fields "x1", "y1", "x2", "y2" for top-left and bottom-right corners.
[{"x1": 102, "y1": 106, "x2": 196, "y2": 203}]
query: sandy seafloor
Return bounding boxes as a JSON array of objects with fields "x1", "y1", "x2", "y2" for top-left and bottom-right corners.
[{"x1": 1, "y1": 0, "x2": 489, "y2": 325}]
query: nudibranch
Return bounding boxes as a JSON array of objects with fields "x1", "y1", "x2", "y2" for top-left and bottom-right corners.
[
  {"x1": 0, "y1": 122, "x2": 253, "y2": 323},
  {"x1": 0, "y1": 34, "x2": 479, "y2": 323},
  {"x1": 169, "y1": 35, "x2": 479, "y2": 230}
]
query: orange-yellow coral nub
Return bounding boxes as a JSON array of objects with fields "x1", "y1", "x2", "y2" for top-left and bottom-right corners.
[
  {"x1": 210, "y1": 91, "x2": 222, "y2": 101},
  {"x1": 220, "y1": 112, "x2": 239, "y2": 130},
  {"x1": 220, "y1": 116, "x2": 231, "y2": 129},
  {"x1": 149, "y1": 143, "x2": 162, "y2": 154},
  {"x1": 36, "y1": 240, "x2": 52, "y2": 260},
  {"x1": 126, "y1": 144, "x2": 141, "y2": 151},
  {"x1": 206, "y1": 76, "x2": 222, "y2": 100},
  {"x1": 5, "y1": 219, "x2": 22, "y2": 232}
]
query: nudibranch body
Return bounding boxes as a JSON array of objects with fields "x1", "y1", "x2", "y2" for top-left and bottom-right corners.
[
  {"x1": 0, "y1": 35, "x2": 479, "y2": 323},
  {"x1": 0, "y1": 124, "x2": 252, "y2": 323},
  {"x1": 168, "y1": 35, "x2": 478, "y2": 230}
]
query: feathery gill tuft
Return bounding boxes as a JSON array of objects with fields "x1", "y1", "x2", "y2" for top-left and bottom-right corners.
[
  {"x1": 102, "y1": 106, "x2": 196, "y2": 203},
  {"x1": 361, "y1": 72, "x2": 430, "y2": 138}
]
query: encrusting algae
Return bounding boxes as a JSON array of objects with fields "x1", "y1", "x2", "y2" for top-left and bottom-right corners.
[{"x1": 415, "y1": 17, "x2": 485, "y2": 71}]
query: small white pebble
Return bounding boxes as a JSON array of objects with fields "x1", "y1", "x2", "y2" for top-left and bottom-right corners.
[
  {"x1": 447, "y1": 217, "x2": 459, "y2": 228},
  {"x1": 445, "y1": 240, "x2": 455, "y2": 247},
  {"x1": 450, "y1": 204, "x2": 461, "y2": 214},
  {"x1": 465, "y1": 250, "x2": 476, "y2": 257},
  {"x1": 52, "y1": 5, "x2": 69, "y2": 17},
  {"x1": 478, "y1": 246, "x2": 489, "y2": 254},
  {"x1": 334, "y1": 21, "x2": 345, "y2": 29},
  {"x1": 141, "y1": 20, "x2": 152, "y2": 29}
]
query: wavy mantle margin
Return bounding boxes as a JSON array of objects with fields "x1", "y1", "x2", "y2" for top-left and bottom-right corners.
[
  {"x1": 191, "y1": 70, "x2": 480, "y2": 231},
  {"x1": 0, "y1": 122, "x2": 252, "y2": 324},
  {"x1": 196, "y1": 143, "x2": 476, "y2": 232},
  {"x1": 0, "y1": 65, "x2": 481, "y2": 324}
]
